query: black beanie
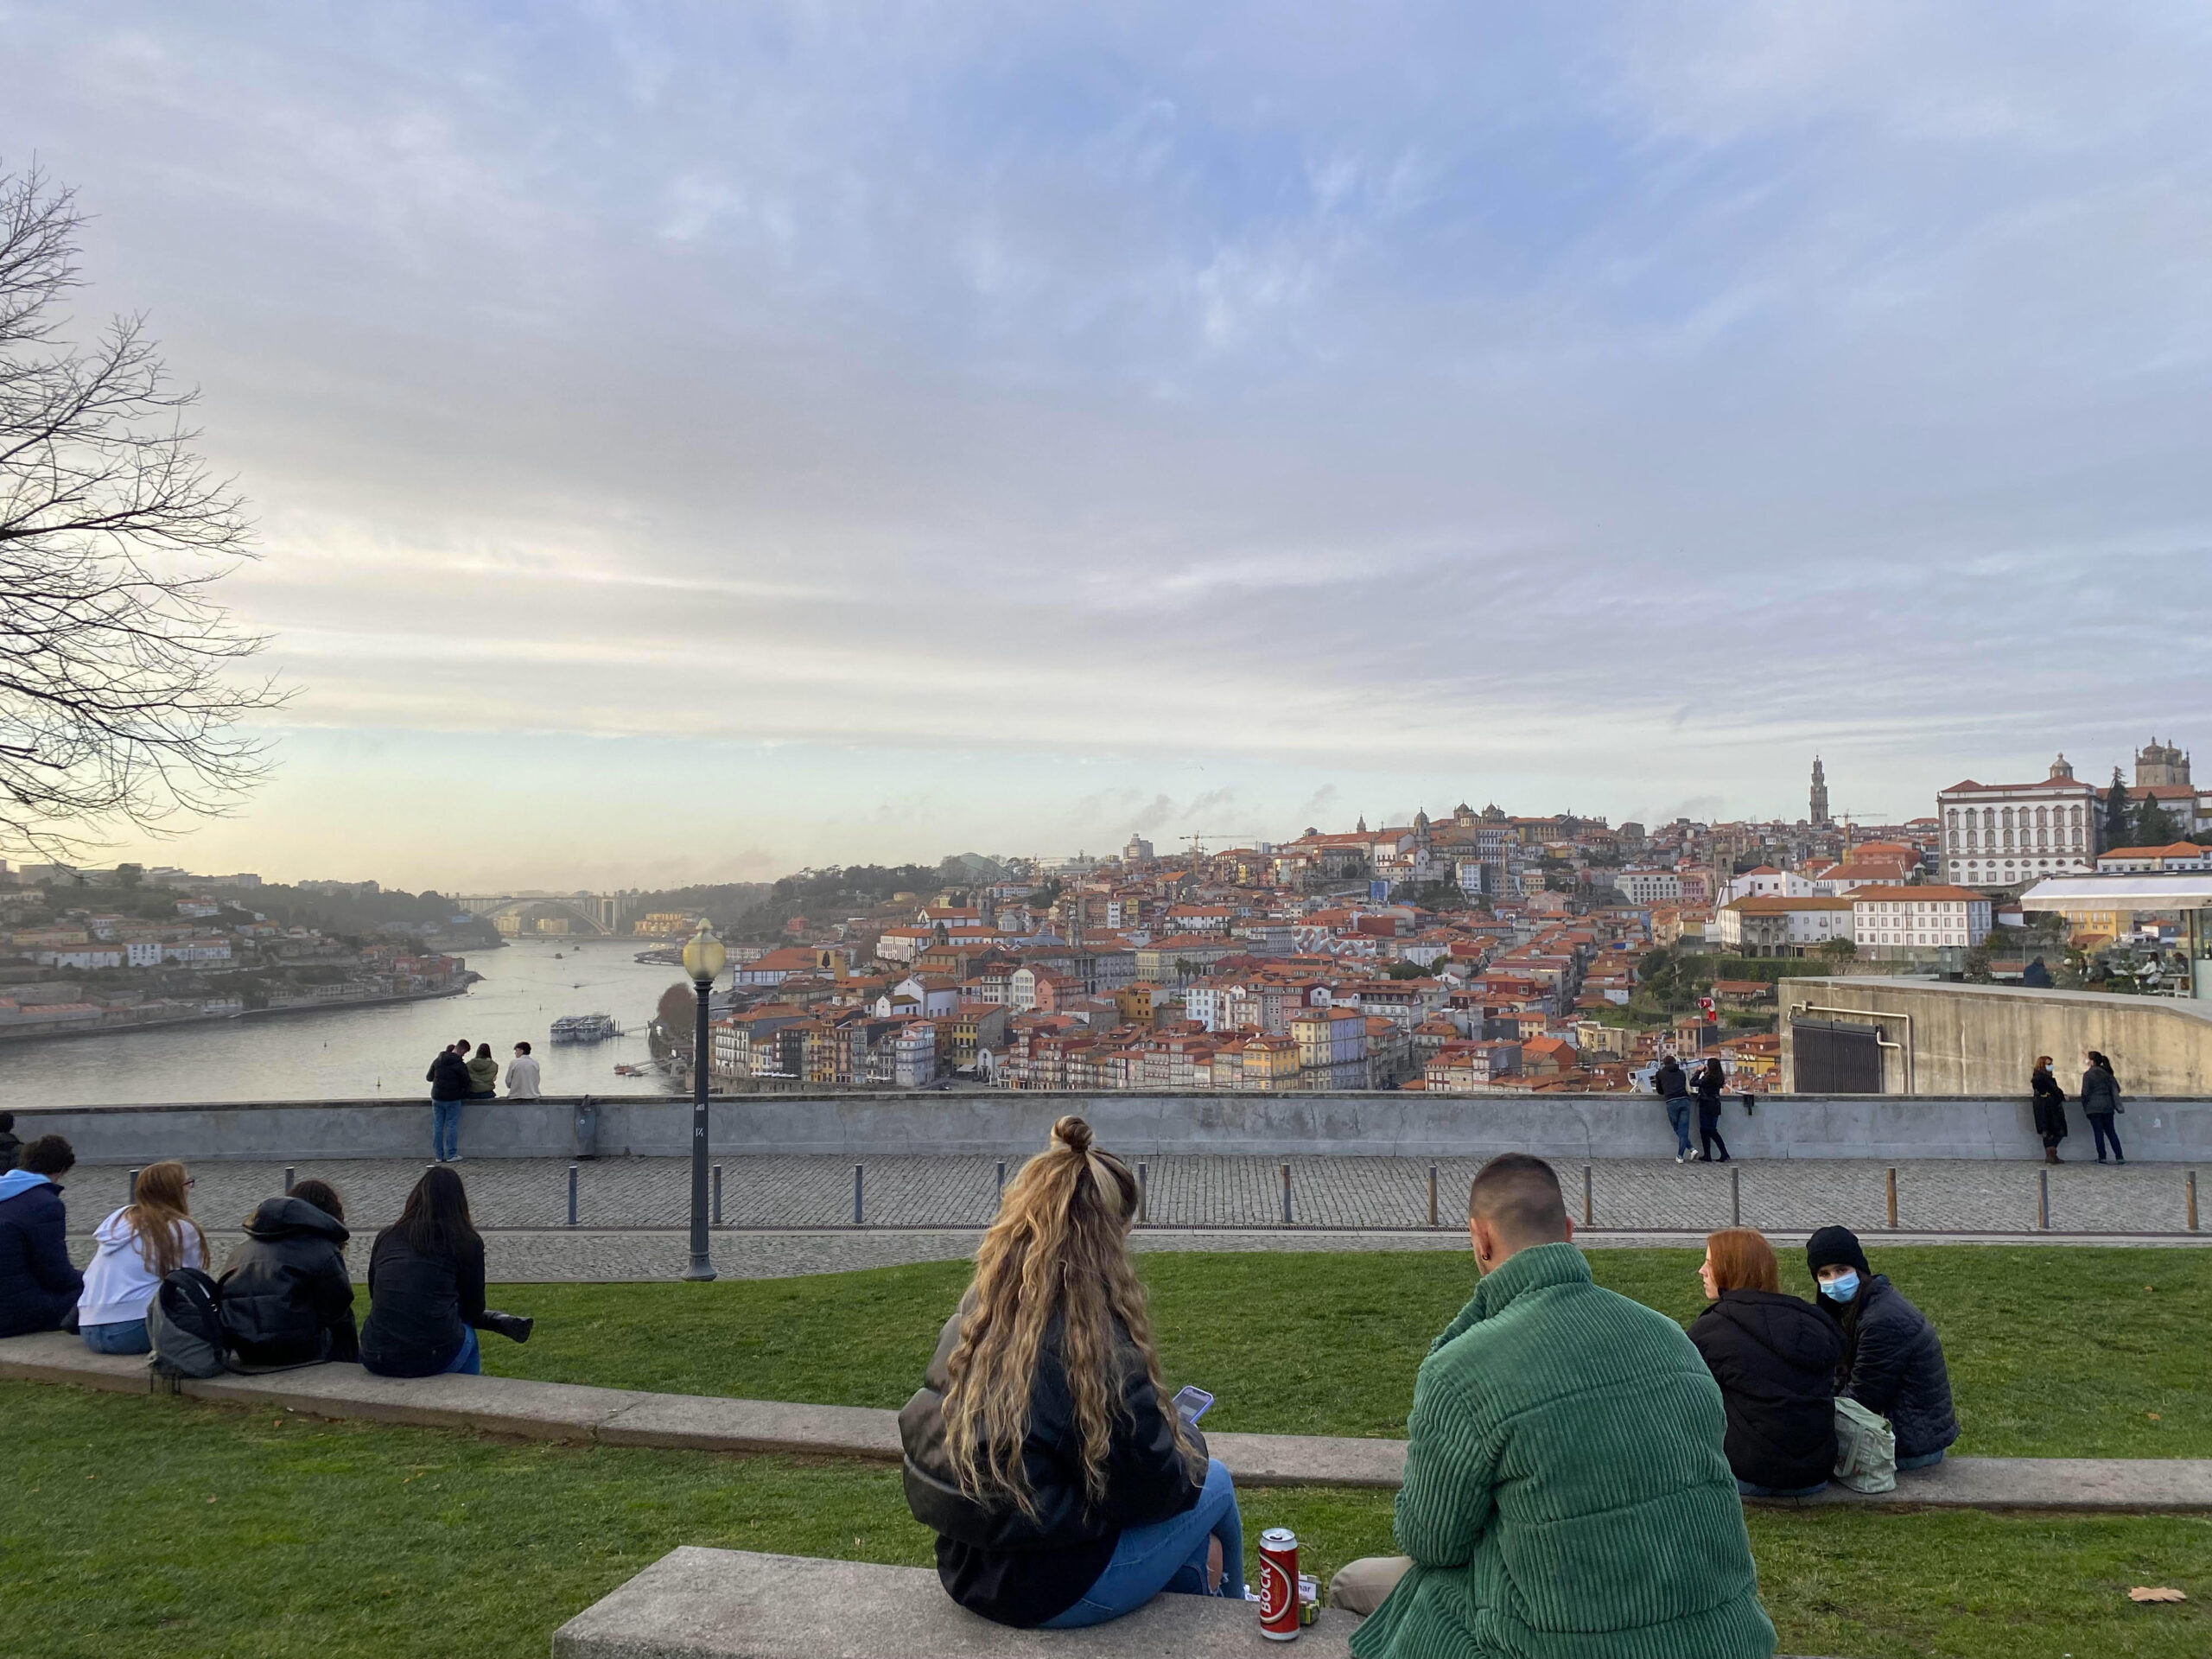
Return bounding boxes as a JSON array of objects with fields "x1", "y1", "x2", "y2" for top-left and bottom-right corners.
[{"x1": 1805, "y1": 1225, "x2": 1870, "y2": 1280}]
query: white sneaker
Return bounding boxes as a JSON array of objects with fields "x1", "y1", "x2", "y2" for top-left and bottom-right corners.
[{"x1": 1676, "y1": 1151, "x2": 1687, "y2": 1164}]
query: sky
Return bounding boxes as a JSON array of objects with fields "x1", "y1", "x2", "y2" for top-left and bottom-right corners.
[{"x1": 5, "y1": 2, "x2": 2212, "y2": 892}]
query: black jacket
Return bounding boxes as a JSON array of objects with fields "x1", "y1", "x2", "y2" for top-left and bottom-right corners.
[
  {"x1": 900, "y1": 1304, "x2": 1206, "y2": 1628},
  {"x1": 2031, "y1": 1070, "x2": 2068, "y2": 1140},
  {"x1": 1688, "y1": 1290, "x2": 1844, "y2": 1491},
  {"x1": 1694, "y1": 1068, "x2": 1726, "y2": 1110},
  {"x1": 1655, "y1": 1059, "x2": 1690, "y2": 1100},
  {"x1": 359, "y1": 1225, "x2": 486, "y2": 1376},
  {"x1": 0, "y1": 1131, "x2": 19, "y2": 1171},
  {"x1": 219, "y1": 1196, "x2": 358, "y2": 1367},
  {"x1": 2080, "y1": 1065, "x2": 2121, "y2": 1116},
  {"x1": 425, "y1": 1050, "x2": 471, "y2": 1101},
  {"x1": 0, "y1": 1179, "x2": 83, "y2": 1338},
  {"x1": 1825, "y1": 1274, "x2": 1959, "y2": 1460}
]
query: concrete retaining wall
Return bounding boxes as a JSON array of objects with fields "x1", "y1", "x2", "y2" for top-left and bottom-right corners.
[{"x1": 14, "y1": 1090, "x2": 2211, "y2": 1164}]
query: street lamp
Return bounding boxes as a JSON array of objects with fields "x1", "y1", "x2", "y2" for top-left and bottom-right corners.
[{"x1": 680, "y1": 921, "x2": 728, "y2": 1281}]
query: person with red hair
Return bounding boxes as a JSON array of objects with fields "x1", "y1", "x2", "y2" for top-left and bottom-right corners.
[{"x1": 1688, "y1": 1228, "x2": 1842, "y2": 1497}]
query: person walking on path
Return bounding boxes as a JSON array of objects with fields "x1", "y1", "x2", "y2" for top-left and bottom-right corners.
[
  {"x1": 1694, "y1": 1058, "x2": 1732, "y2": 1164},
  {"x1": 425, "y1": 1041, "x2": 471, "y2": 1163},
  {"x1": 219, "y1": 1179, "x2": 358, "y2": 1368},
  {"x1": 2080, "y1": 1051, "x2": 2125, "y2": 1164},
  {"x1": 0, "y1": 1136, "x2": 83, "y2": 1338},
  {"x1": 1806, "y1": 1225, "x2": 1957, "y2": 1470},
  {"x1": 900, "y1": 1115, "x2": 1243, "y2": 1630},
  {"x1": 77, "y1": 1160, "x2": 207, "y2": 1355},
  {"x1": 464, "y1": 1042, "x2": 499, "y2": 1102},
  {"x1": 505, "y1": 1041, "x2": 542, "y2": 1099},
  {"x1": 1331, "y1": 1154, "x2": 1774, "y2": 1659},
  {"x1": 2030, "y1": 1057, "x2": 2069, "y2": 1164},
  {"x1": 1688, "y1": 1229, "x2": 1841, "y2": 1497},
  {"x1": 1654, "y1": 1053, "x2": 1695, "y2": 1162}
]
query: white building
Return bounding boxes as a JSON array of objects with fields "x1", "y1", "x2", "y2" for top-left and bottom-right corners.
[
  {"x1": 1617, "y1": 869, "x2": 1682, "y2": 905},
  {"x1": 1719, "y1": 866, "x2": 1821, "y2": 904},
  {"x1": 1938, "y1": 757, "x2": 2100, "y2": 887},
  {"x1": 1849, "y1": 885, "x2": 1993, "y2": 953},
  {"x1": 1712, "y1": 895, "x2": 1856, "y2": 952}
]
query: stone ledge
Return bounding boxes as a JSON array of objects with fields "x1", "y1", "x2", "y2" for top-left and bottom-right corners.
[{"x1": 5, "y1": 1331, "x2": 2209, "y2": 1511}]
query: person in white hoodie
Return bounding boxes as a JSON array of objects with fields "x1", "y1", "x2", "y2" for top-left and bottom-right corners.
[
  {"x1": 78, "y1": 1160, "x2": 206, "y2": 1355},
  {"x1": 506, "y1": 1040, "x2": 543, "y2": 1099}
]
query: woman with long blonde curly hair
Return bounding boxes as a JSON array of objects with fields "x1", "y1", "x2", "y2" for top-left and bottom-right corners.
[
  {"x1": 78, "y1": 1160, "x2": 206, "y2": 1354},
  {"x1": 899, "y1": 1116, "x2": 1243, "y2": 1629}
]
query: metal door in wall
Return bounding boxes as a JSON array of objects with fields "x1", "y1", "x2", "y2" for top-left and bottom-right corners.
[{"x1": 1791, "y1": 1017, "x2": 1884, "y2": 1093}]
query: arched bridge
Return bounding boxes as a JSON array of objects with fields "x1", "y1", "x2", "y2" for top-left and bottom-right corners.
[{"x1": 458, "y1": 892, "x2": 628, "y2": 937}]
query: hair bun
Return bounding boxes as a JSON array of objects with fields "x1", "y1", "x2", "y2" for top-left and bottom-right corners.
[{"x1": 1050, "y1": 1115, "x2": 1093, "y2": 1154}]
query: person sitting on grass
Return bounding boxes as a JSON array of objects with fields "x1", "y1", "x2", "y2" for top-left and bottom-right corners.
[
  {"x1": 78, "y1": 1160, "x2": 207, "y2": 1356},
  {"x1": 1688, "y1": 1227, "x2": 1842, "y2": 1498},
  {"x1": 0, "y1": 1135, "x2": 84, "y2": 1338},
  {"x1": 1332, "y1": 1154, "x2": 1774, "y2": 1659},
  {"x1": 899, "y1": 1114, "x2": 1243, "y2": 1630},
  {"x1": 1805, "y1": 1225, "x2": 1957, "y2": 1471},
  {"x1": 219, "y1": 1178, "x2": 359, "y2": 1368},
  {"x1": 359, "y1": 1166, "x2": 531, "y2": 1376}
]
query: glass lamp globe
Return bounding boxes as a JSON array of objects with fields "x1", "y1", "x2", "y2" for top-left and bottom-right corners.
[{"x1": 682, "y1": 922, "x2": 728, "y2": 986}]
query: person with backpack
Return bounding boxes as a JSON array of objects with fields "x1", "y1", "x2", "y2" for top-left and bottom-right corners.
[
  {"x1": 1806, "y1": 1225, "x2": 1958, "y2": 1470},
  {"x1": 0, "y1": 1135, "x2": 83, "y2": 1338},
  {"x1": 219, "y1": 1178, "x2": 358, "y2": 1367},
  {"x1": 360, "y1": 1166, "x2": 532, "y2": 1376},
  {"x1": 78, "y1": 1160, "x2": 207, "y2": 1355},
  {"x1": 2081, "y1": 1051, "x2": 2125, "y2": 1164},
  {"x1": 425, "y1": 1041, "x2": 472, "y2": 1163}
]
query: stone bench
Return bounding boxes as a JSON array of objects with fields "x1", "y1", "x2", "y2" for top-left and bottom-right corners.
[
  {"x1": 550, "y1": 1547, "x2": 1357, "y2": 1659},
  {"x1": 6, "y1": 1330, "x2": 2209, "y2": 1511}
]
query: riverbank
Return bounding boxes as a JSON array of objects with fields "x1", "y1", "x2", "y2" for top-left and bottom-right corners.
[{"x1": 0, "y1": 978, "x2": 475, "y2": 1048}]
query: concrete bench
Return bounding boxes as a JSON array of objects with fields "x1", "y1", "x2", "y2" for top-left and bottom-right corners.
[{"x1": 551, "y1": 1547, "x2": 1357, "y2": 1659}]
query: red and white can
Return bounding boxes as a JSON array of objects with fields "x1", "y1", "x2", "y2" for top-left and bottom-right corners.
[{"x1": 1258, "y1": 1527, "x2": 1300, "y2": 1641}]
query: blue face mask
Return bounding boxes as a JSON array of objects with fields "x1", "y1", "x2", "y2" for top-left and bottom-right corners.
[{"x1": 1820, "y1": 1271, "x2": 1860, "y2": 1303}]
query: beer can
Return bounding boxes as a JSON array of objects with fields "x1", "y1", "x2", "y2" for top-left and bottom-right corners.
[{"x1": 1258, "y1": 1528, "x2": 1300, "y2": 1641}]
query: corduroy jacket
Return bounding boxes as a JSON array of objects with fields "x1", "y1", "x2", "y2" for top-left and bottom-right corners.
[{"x1": 1350, "y1": 1243, "x2": 1776, "y2": 1659}]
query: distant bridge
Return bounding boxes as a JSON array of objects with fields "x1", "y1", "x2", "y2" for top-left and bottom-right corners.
[{"x1": 458, "y1": 892, "x2": 627, "y2": 937}]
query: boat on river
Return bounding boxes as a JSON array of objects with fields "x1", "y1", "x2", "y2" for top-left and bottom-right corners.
[{"x1": 550, "y1": 1013, "x2": 621, "y2": 1043}]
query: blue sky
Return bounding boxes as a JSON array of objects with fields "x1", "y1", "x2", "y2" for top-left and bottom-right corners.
[{"x1": 5, "y1": 3, "x2": 2210, "y2": 888}]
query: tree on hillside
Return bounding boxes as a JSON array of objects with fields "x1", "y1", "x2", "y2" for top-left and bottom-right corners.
[
  {"x1": 2133, "y1": 796, "x2": 2182, "y2": 847},
  {"x1": 2101, "y1": 770, "x2": 2133, "y2": 848},
  {"x1": 0, "y1": 163, "x2": 280, "y2": 859}
]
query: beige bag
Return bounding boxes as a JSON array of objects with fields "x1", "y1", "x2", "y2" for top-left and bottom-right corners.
[{"x1": 1832, "y1": 1397, "x2": 1896, "y2": 1493}]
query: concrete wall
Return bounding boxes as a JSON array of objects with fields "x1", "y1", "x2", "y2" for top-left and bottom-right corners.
[
  {"x1": 15, "y1": 1090, "x2": 2211, "y2": 1165},
  {"x1": 1780, "y1": 977, "x2": 2212, "y2": 1096}
]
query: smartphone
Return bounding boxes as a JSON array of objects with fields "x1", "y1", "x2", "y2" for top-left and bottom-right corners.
[{"x1": 1172, "y1": 1385, "x2": 1214, "y2": 1426}]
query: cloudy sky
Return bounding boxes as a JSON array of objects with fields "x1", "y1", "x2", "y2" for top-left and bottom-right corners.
[{"x1": 6, "y1": 3, "x2": 2210, "y2": 890}]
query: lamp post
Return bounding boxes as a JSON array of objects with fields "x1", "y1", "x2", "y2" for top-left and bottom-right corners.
[{"x1": 680, "y1": 921, "x2": 727, "y2": 1281}]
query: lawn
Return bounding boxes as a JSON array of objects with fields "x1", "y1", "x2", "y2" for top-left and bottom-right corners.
[
  {"x1": 3, "y1": 1382, "x2": 2207, "y2": 1659},
  {"x1": 478, "y1": 1247, "x2": 2212, "y2": 1454}
]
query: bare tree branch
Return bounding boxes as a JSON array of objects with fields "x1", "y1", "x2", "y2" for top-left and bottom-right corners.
[{"x1": 0, "y1": 159, "x2": 285, "y2": 860}]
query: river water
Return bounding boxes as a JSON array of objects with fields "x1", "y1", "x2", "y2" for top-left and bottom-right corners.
[{"x1": 0, "y1": 939, "x2": 692, "y2": 1108}]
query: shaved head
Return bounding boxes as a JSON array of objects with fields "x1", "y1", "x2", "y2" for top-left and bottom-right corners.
[{"x1": 1467, "y1": 1154, "x2": 1570, "y2": 1250}]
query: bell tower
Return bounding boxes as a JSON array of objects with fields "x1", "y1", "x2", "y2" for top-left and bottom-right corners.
[{"x1": 1809, "y1": 757, "x2": 1831, "y2": 825}]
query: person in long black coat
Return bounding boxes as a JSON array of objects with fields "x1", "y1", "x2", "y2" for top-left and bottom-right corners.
[
  {"x1": 1806, "y1": 1225, "x2": 1959, "y2": 1468},
  {"x1": 219, "y1": 1183, "x2": 359, "y2": 1367},
  {"x1": 2030, "y1": 1056, "x2": 2068, "y2": 1164},
  {"x1": 1688, "y1": 1228, "x2": 1841, "y2": 1496}
]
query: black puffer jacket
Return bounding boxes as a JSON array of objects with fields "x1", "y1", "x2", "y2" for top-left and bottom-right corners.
[
  {"x1": 425, "y1": 1049, "x2": 471, "y2": 1100},
  {"x1": 1688, "y1": 1289, "x2": 1844, "y2": 1491},
  {"x1": 359, "y1": 1225, "x2": 486, "y2": 1377},
  {"x1": 900, "y1": 1303, "x2": 1206, "y2": 1627},
  {"x1": 1654, "y1": 1058, "x2": 1689, "y2": 1099},
  {"x1": 218, "y1": 1196, "x2": 358, "y2": 1366},
  {"x1": 1827, "y1": 1274, "x2": 1959, "y2": 1461}
]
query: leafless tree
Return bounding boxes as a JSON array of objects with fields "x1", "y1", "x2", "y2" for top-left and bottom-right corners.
[{"x1": 1, "y1": 161, "x2": 283, "y2": 859}]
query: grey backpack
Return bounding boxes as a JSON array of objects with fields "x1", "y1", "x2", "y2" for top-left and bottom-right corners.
[{"x1": 147, "y1": 1268, "x2": 231, "y2": 1379}]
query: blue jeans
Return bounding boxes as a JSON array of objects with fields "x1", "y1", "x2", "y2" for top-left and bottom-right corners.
[
  {"x1": 442, "y1": 1325, "x2": 481, "y2": 1375},
  {"x1": 1897, "y1": 1448, "x2": 1945, "y2": 1471},
  {"x1": 1665, "y1": 1100, "x2": 1692, "y2": 1154},
  {"x1": 1738, "y1": 1477, "x2": 1827, "y2": 1497},
  {"x1": 2088, "y1": 1115, "x2": 2123, "y2": 1160},
  {"x1": 1039, "y1": 1458, "x2": 1244, "y2": 1629},
  {"x1": 432, "y1": 1098, "x2": 462, "y2": 1161},
  {"x1": 82, "y1": 1317, "x2": 151, "y2": 1355}
]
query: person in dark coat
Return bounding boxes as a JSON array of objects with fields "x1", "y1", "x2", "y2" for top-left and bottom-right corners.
[
  {"x1": 0, "y1": 1114, "x2": 20, "y2": 1172},
  {"x1": 0, "y1": 1135, "x2": 83, "y2": 1338},
  {"x1": 1806, "y1": 1225, "x2": 1958, "y2": 1468},
  {"x1": 359, "y1": 1166, "x2": 531, "y2": 1377},
  {"x1": 901, "y1": 1116, "x2": 1238, "y2": 1630},
  {"x1": 1694, "y1": 1058, "x2": 1732, "y2": 1164},
  {"x1": 1688, "y1": 1228, "x2": 1840, "y2": 1496},
  {"x1": 1654, "y1": 1053, "x2": 1694, "y2": 1162},
  {"x1": 2030, "y1": 1056, "x2": 2068, "y2": 1164},
  {"x1": 2080, "y1": 1051, "x2": 2125, "y2": 1164},
  {"x1": 218, "y1": 1180, "x2": 359, "y2": 1367},
  {"x1": 425, "y1": 1042, "x2": 472, "y2": 1164}
]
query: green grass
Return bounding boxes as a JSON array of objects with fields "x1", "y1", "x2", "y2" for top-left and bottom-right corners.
[
  {"x1": 3, "y1": 1382, "x2": 2208, "y2": 1659},
  {"x1": 478, "y1": 1247, "x2": 2212, "y2": 1454}
]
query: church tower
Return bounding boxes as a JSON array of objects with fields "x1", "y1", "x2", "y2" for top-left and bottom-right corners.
[
  {"x1": 2135, "y1": 738, "x2": 2191, "y2": 789},
  {"x1": 1809, "y1": 758, "x2": 1831, "y2": 825}
]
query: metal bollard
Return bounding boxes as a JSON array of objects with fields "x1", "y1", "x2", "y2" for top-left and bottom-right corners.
[
  {"x1": 1582, "y1": 1165, "x2": 1593, "y2": 1228},
  {"x1": 854, "y1": 1163, "x2": 864, "y2": 1226},
  {"x1": 1885, "y1": 1166, "x2": 1898, "y2": 1230},
  {"x1": 1427, "y1": 1163, "x2": 1439, "y2": 1229},
  {"x1": 1281, "y1": 1162, "x2": 1293, "y2": 1226},
  {"x1": 2190, "y1": 1170, "x2": 2200, "y2": 1233},
  {"x1": 283, "y1": 1166, "x2": 296, "y2": 1194},
  {"x1": 567, "y1": 1164, "x2": 578, "y2": 1227},
  {"x1": 1730, "y1": 1166, "x2": 1740, "y2": 1226},
  {"x1": 2037, "y1": 1168, "x2": 2050, "y2": 1231},
  {"x1": 712, "y1": 1163, "x2": 723, "y2": 1228},
  {"x1": 128, "y1": 1167, "x2": 140, "y2": 1205},
  {"x1": 1136, "y1": 1161, "x2": 1147, "y2": 1224},
  {"x1": 996, "y1": 1160, "x2": 1007, "y2": 1198}
]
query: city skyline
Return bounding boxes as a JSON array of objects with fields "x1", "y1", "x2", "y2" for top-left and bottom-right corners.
[{"x1": 7, "y1": 6, "x2": 2212, "y2": 888}]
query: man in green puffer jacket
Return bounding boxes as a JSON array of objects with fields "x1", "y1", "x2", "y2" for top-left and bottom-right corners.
[{"x1": 1336, "y1": 1154, "x2": 1775, "y2": 1659}]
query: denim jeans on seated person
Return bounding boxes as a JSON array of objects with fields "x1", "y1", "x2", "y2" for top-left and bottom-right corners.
[
  {"x1": 1737, "y1": 1477, "x2": 1828, "y2": 1498},
  {"x1": 1038, "y1": 1458, "x2": 1244, "y2": 1630},
  {"x1": 1896, "y1": 1448, "x2": 1944, "y2": 1471},
  {"x1": 441, "y1": 1324, "x2": 481, "y2": 1375},
  {"x1": 82, "y1": 1317, "x2": 151, "y2": 1355}
]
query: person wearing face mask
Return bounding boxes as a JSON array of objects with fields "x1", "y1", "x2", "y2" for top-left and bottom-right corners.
[{"x1": 1804, "y1": 1225, "x2": 1957, "y2": 1471}]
